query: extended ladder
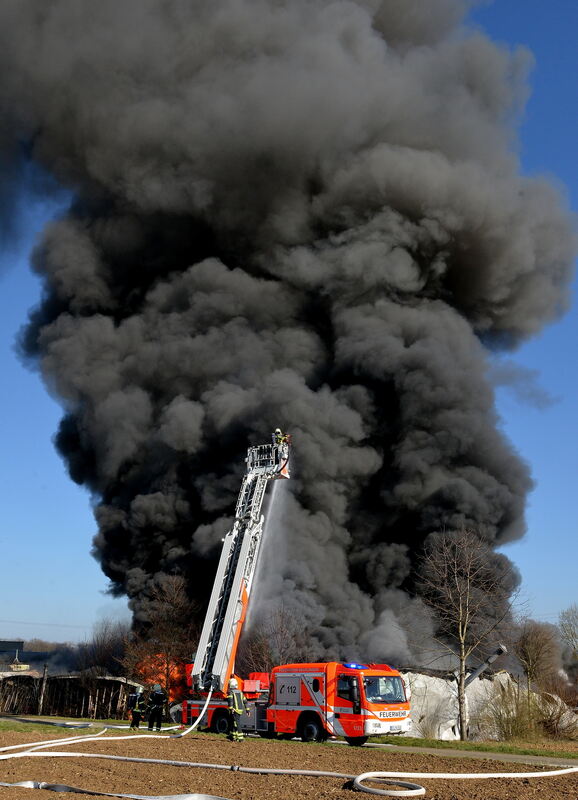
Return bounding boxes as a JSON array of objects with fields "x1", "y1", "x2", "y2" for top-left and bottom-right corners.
[{"x1": 192, "y1": 432, "x2": 291, "y2": 693}]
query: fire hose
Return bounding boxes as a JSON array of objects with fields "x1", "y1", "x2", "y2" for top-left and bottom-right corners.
[{"x1": 1, "y1": 698, "x2": 577, "y2": 800}]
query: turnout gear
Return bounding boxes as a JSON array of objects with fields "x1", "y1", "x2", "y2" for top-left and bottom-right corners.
[
  {"x1": 273, "y1": 429, "x2": 290, "y2": 476},
  {"x1": 226, "y1": 683, "x2": 250, "y2": 741},
  {"x1": 129, "y1": 691, "x2": 146, "y2": 729},
  {"x1": 274, "y1": 428, "x2": 288, "y2": 445},
  {"x1": 147, "y1": 685, "x2": 167, "y2": 731}
]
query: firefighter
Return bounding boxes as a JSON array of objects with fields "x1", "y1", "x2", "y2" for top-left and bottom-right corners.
[
  {"x1": 128, "y1": 689, "x2": 146, "y2": 730},
  {"x1": 226, "y1": 677, "x2": 250, "y2": 741},
  {"x1": 274, "y1": 427, "x2": 288, "y2": 446},
  {"x1": 147, "y1": 684, "x2": 167, "y2": 732},
  {"x1": 127, "y1": 688, "x2": 138, "y2": 714}
]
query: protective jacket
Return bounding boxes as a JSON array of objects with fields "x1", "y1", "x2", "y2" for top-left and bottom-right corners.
[
  {"x1": 148, "y1": 689, "x2": 166, "y2": 709},
  {"x1": 134, "y1": 695, "x2": 146, "y2": 713},
  {"x1": 227, "y1": 688, "x2": 249, "y2": 715}
]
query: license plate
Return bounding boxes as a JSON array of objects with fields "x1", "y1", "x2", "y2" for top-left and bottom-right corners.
[{"x1": 389, "y1": 724, "x2": 401, "y2": 732}]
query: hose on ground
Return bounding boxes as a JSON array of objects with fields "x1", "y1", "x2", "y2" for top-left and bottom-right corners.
[
  {"x1": 0, "y1": 779, "x2": 228, "y2": 800},
  {"x1": 2, "y1": 739, "x2": 577, "y2": 798},
  {"x1": 2, "y1": 693, "x2": 577, "y2": 798},
  {"x1": 352, "y1": 766, "x2": 578, "y2": 796},
  {"x1": 0, "y1": 689, "x2": 214, "y2": 757}
]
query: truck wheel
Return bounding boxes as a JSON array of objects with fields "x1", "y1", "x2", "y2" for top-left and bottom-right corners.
[
  {"x1": 299, "y1": 714, "x2": 326, "y2": 743},
  {"x1": 345, "y1": 736, "x2": 368, "y2": 747},
  {"x1": 210, "y1": 711, "x2": 231, "y2": 735}
]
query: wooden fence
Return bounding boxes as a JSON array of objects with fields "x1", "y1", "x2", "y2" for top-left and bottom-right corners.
[{"x1": 0, "y1": 674, "x2": 141, "y2": 719}]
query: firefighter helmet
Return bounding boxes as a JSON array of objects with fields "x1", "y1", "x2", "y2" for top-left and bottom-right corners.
[{"x1": 229, "y1": 678, "x2": 238, "y2": 689}]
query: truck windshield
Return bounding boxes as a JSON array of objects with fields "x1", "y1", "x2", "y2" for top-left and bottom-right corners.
[{"x1": 363, "y1": 676, "x2": 405, "y2": 704}]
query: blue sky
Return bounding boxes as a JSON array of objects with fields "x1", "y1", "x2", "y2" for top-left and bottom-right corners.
[
  {"x1": 0, "y1": 1, "x2": 576, "y2": 645},
  {"x1": 0, "y1": 199, "x2": 131, "y2": 643},
  {"x1": 467, "y1": 0, "x2": 578, "y2": 625}
]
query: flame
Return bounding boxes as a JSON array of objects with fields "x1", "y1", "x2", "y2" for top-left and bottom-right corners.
[{"x1": 135, "y1": 654, "x2": 189, "y2": 703}]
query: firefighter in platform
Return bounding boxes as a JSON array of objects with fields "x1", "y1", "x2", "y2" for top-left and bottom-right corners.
[
  {"x1": 226, "y1": 678, "x2": 250, "y2": 741},
  {"x1": 128, "y1": 689, "x2": 146, "y2": 730},
  {"x1": 274, "y1": 428, "x2": 290, "y2": 468},
  {"x1": 274, "y1": 427, "x2": 289, "y2": 446},
  {"x1": 147, "y1": 684, "x2": 167, "y2": 732}
]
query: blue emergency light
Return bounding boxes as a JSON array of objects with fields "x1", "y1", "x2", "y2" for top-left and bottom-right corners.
[{"x1": 343, "y1": 662, "x2": 367, "y2": 670}]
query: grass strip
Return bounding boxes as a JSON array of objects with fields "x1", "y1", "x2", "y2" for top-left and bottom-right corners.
[
  {"x1": 372, "y1": 734, "x2": 578, "y2": 761},
  {"x1": 1, "y1": 717, "x2": 576, "y2": 760}
]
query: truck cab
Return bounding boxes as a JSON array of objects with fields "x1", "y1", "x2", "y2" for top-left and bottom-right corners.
[{"x1": 268, "y1": 661, "x2": 411, "y2": 745}]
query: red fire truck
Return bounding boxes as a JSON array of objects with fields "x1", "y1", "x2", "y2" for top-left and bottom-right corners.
[
  {"x1": 180, "y1": 431, "x2": 411, "y2": 744},
  {"x1": 182, "y1": 660, "x2": 410, "y2": 745}
]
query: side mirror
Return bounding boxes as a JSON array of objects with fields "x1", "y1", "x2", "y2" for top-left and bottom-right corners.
[{"x1": 402, "y1": 675, "x2": 412, "y2": 700}]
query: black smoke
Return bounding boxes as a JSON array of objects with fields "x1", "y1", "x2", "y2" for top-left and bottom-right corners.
[{"x1": 0, "y1": 0, "x2": 575, "y2": 663}]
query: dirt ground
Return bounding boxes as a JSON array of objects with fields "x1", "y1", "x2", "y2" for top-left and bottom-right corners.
[{"x1": 1, "y1": 728, "x2": 577, "y2": 800}]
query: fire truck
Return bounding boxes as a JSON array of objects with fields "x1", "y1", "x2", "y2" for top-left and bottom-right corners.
[{"x1": 180, "y1": 431, "x2": 411, "y2": 745}]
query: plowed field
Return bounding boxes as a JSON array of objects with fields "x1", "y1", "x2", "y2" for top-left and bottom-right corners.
[{"x1": 1, "y1": 728, "x2": 577, "y2": 800}]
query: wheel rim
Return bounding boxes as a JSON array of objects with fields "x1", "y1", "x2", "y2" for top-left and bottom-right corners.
[{"x1": 303, "y1": 721, "x2": 319, "y2": 740}]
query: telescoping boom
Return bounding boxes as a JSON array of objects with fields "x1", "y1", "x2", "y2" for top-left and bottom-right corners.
[
  {"x1": 183, "y1": 430, "x2": 412, "y2": 745},
  {"x1": 192, "y1": 430, "x2": 291, "y2": 694}
]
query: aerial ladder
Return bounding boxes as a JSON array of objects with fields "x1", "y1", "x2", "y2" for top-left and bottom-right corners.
[
  {"x1": 191, "y1": 430, "x2": 291, "y2": 695},
  {"x1": 182, "y1": 429, "x2": 412, "y2": 743}
]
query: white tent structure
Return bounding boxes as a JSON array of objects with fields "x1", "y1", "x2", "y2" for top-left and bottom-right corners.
[{"x1": 402, "y1": 669, "x2": 512, "y2": 740}]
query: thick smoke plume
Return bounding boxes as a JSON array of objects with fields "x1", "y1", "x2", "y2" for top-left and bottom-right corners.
[{"x1": 0, "y1": 0, "x2": 575, "y2": 663}]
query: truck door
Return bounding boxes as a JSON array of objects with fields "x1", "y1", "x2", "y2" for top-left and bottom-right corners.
[
  {"x1": 301, "y1": 675, "x2": 327, "y2": 722},
  {"x1": 333, "y1": 674, "x2": 364, "y2": 738}
]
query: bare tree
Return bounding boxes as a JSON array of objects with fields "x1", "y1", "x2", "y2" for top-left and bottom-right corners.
[
  {"x1": 417, "y1": 528, "x2": 516, "y2": 740},
  {"x1": 515, "y1": 619, "x2": 561, "y2": 689},
  {"x1": 237, "y1": 606, "x2": 317, "y2": 675},
  {"x1": 559, "y1": 604, "x2": 578, "y2": 656},
  {"x1": 76, "y1": 619, "x2": 131, "y2": 675},
  {"x1": 121, "y1": 575, "x2": 199, "y2": 702},
  {"x1": 514, "y1": 618, "x2": 561, "y2": 726},
  {"x1": 236, "y1": 626, "x2": 276, "y2": 675}
]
